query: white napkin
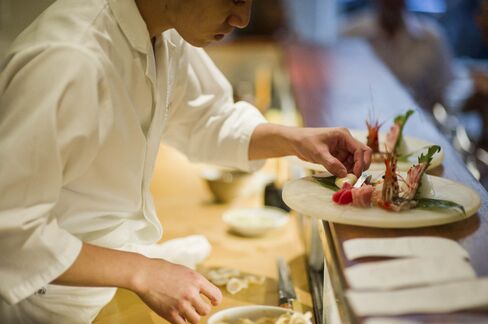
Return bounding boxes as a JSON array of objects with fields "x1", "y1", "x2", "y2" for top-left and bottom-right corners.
[
  {"x1": 347, "y1": 278, "x2": 488, "y2": 316},
  {"x1": 128, "y1": 235, "x2": 212, "y2": 269},
  {"x1": 345, "y1": 257, "x2": 476, "y2": 290},
  {"x1": 343, "y1": 237, "x2": 470, "y2": 261}
]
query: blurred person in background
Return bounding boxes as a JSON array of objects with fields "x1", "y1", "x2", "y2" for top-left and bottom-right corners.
[
  {"x1": 463, "y1": 0, "x2": 488, "y2": 149},
  {"x1": 342, "y1": 0, "x2": 454, "y2": 111}
]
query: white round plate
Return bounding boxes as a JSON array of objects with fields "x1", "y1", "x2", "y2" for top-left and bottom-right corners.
[
  {"x1": 222, "y1": 207, "x2": 289, "y2": 237},
  {"x1": 282, "y1": 172, "x2": 480, "y2": 228},
  {"x1": 287, "y1": 130, "x2": 444, "y2": 174},
  {"x1": 208, "y1": 305, "x2": 311, "y2": 324}
]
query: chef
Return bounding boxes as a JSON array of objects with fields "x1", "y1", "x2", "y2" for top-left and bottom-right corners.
[{"x1": 0, "y1": 0, "x2": 372, "y2": 323}]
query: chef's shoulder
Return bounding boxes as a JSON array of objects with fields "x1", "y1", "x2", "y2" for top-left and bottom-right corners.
[
  {"x1": 8, "y1": 0, "x2": 106, "y2": 52},
  {"x1": 0, "y1": 43, "x2": 111, "y2": 151},
  {"x1": 1, "y1": 43, "x2": 104, "y2": 94},
  {"x1": 2, "y1": 0, "x2": 111, "y2": 69}
]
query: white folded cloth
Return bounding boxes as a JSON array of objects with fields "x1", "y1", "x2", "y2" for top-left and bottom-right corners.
[
  {"x1": 347, "y1": 278, "x2": 488, "y2": 316},
  {"x1": 128, "y1": 235, "x2": 212, "y2": 269},
  {"x1": 343, "y1": 236, "x2": 470, "y2": 260},
  {"x1": 345, "y1": 256, "x2": 476, "y2": 290}
]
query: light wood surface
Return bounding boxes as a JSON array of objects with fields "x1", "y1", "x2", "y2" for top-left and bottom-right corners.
[{"x1": 94, "y1": 145, "x2": 313, "y2": 323}]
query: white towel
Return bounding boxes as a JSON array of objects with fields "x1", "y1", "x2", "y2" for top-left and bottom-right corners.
[{"x1": 128, "y1": 235, "x2": 212, "y2": 269}]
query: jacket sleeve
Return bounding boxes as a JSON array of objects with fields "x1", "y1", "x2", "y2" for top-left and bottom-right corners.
[
  {"x1": 161, "y1": 41, "x2": 267, "y2": 172},
  {"x1": 0, "y1": 45, "x2": 107, "y2": 304}
]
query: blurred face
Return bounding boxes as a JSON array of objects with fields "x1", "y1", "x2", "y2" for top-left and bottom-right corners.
[
  {"x1": 375, "y1": 0, "x2": 405, "y2": 36},
  {"x1": 173, "y1": 0, "x2": 253, "y2": 47},
  {"x1": 478, "y1": 0, "x2": 488, "y2": 44}
]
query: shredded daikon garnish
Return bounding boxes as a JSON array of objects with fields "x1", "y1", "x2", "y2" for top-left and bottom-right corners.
[{"x1": 207, "y1": 267, "x2": 266, "y2": 295}]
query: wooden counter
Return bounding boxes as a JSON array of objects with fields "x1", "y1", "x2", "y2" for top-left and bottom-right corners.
[
  {"x1": 285, "y1": 39, "x2": 488, "y2": 323},
  {"x1": 94, "y1": 145, "x2": 314, "y2": 323}
]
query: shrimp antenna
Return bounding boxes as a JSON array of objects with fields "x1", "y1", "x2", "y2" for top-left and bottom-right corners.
[
  {"x1": 368, "y1": 84, "x2": 375, "y2": 122},
  {"x1": 368, "y1": 84, "x2": 385, "y2": 127}
]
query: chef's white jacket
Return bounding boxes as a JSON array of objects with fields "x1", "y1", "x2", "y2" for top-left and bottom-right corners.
[{"x1": 0, "y1": 0, "x2": 266, "y2": 320}]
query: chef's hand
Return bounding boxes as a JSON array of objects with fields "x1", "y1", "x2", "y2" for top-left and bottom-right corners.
[
  {"x1": 52, "y1": 243, "x2": 221, "y2": 323},
  {"x1": 292, "y1": 127, "x2": 372, "y2": 177},
  {"x1": 133, "y1": 258, "x2": 222, "y2": 324},
  {"x1": 249, "y1": 124, "x2": 372, "y2": 177}
]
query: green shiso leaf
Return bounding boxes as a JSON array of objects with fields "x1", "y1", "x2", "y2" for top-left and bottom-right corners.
[
  {"x1": 415, "y1": 145, "x2": 442, "y2": 199},
  {"x1": 416, "y1": 197, "x2": 466, "y2": 216},
  {"x1": 397, "y1": 155, "x2": 410, "y2": 163},
  {"x1": 394, "y1": 109, "x2": 414, "y2": 154},
  {"x1": 394, "y1": 109, "x2": 414, "y2": 126},
  {"x1": 397, "y1": 145, "x2": 431, "y2": 162},
  {"x1": 312, "y1": 176, "x2": 339, "y2": 192},
  {"x1": 418, "y1": 145, "x2": 441, "y2": 165}
]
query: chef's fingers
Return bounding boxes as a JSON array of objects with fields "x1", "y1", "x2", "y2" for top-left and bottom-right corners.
[
  {"x1": 179, "y1": 302, "x2": 200, "y2": 324},
  {"x1": 363, "y1": 147, "x2": 373, "y2": 170},
  {"x1": 343, "y1": 130, "x2": 371, "y2": 157},
  {"x1": 342, "y1": 154, "x2": 354, "y2": 173},
  {"x1": 192, "y1": 294, "x2": 212, "y2": 316},
  {"x1": 341, "y1": 132, "x2": 371, "y2": 176},
  {"x1": 168, "y1": 311, "x2": 187, "y2": 324},
  {"x1": 200, "y1": 282, "x2": 222, "y2": 306},
  {"x1": 336, "y1": 149, "x2": 350, "y2": 163},
  {"x1": 321, "y1": 150, "x2": 347, "y2": 177},
  {"x1": 353, "y1": 148, "x2": 364, "y2": 177}
]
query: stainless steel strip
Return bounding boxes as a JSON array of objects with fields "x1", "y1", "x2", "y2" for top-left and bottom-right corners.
[{"x1": 319, "y1": 220, "x2": 356, "y2": 324}]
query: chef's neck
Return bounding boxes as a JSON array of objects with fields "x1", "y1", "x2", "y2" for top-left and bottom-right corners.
[{"x1": 135, "y1": 0, "x2": 174, "y2": 40}]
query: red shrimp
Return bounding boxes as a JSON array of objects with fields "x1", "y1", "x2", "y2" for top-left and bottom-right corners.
[{"x1": 366, "y1": 120, "x2": 382, "y2": 153}]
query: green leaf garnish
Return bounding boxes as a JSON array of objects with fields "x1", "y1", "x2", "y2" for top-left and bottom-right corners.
[
  {"x1": 397, "y1": 155, "x2": 410, "y2": 163},
  {"x1": 414, "y1": 145, "x2": 442, "y2": 199},
  {"x1": 394, "y1": 109, "x2": 414, "y2": 153},
  {"x1": 394, "y1": 109, "x2": 414, "y2": 125},
  {"x1": 397, "y1": 145, "x2": 431, "y2": 162},
  {"x1": 418, "y1": 145, "x2": 441, "y2": 165},
  {"x1": 312, "y1": 176, "x2": 339, "y2": 192},
  {"x1": 416, "y1": 197, "x2": 466, "y2": 216}
]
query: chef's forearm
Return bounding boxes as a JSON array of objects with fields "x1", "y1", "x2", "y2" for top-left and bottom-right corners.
[
  {"x1": 52, "y1": 242, "x2": 146, "y2": 292},
  {"x1": 248, "y1": 123, "x2": 297, "y2": 160}
]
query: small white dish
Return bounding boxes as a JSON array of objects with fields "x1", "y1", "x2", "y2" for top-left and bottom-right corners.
[
  {"x1": 208, "y1": 305, "x2": 311, "y2": 324},
  {"x1": 222, "y1": 207, "x2": 289, "y2": 237}
]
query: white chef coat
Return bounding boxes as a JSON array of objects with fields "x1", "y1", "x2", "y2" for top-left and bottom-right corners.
[
  {"x1": 0, "y1": 0, "x2": 266, "y2": 321},
  {"x1": 342, "y1": 11, "x2": 453, "y2": 110}
]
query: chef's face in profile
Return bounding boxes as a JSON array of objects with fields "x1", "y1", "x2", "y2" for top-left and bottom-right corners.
[{"x1": 173, "y1": 0, "x2": 252, "y2": 47}]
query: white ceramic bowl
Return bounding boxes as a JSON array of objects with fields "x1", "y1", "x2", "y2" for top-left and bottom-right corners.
[
  {"x1": 222, "y1": 207, "x2": 289, "y2": 237},
  {"x1": 208, "y1": 305, "x2": 311, "y2": 324}
]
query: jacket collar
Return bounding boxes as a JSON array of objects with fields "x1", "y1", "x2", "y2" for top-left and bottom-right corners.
[{"x1": 108, "y1": 0, "x2": 152, "y2": 54}]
